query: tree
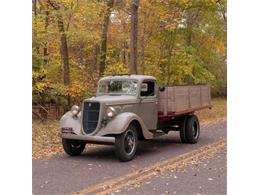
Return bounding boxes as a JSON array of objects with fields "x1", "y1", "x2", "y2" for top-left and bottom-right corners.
[
  {"x1": 47, "y1": 0, "x2": 70, "y2": 107},
  {"x1": 32, "y1": 0, "x2": 227, "y2": 119},
  {"x1": 99, "y1": 0, "x2": 114, "y2": 77},
  {"x1": 130, "y1": 0, "x2": 139, "y2": 74},
  {"x1": 43, "y1": 4, "x2": 49, "y2": 65},
  {"x1": 33, "y1": 0, "x2": 40, "y2": 54}
]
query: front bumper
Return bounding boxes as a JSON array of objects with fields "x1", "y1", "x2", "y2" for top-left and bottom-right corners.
[{"x1": 61, "y1": 133, "x2": 115, "y2": 145}]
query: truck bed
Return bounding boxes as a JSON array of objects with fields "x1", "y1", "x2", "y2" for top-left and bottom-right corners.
[{"x1": 158, "y1": 85, "x2": 211, "y2": 120}]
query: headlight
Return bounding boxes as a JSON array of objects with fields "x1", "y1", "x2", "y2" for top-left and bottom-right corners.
[
  {"x1": 70, "y1": 105, "x2": 80, "y2": 116},
  {"x1": 106, "y1": 106, "x2": 116, "y2": 118}
]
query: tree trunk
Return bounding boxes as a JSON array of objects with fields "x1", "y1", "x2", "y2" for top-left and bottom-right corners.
[
  {"x1": 43, "y1": 6, "x2": 49, "y2": 65},
  {"x1": 140, "y1": 11, "x2": 146, "y2": 75},
  {"x1": 99, "y1": 0, "x2": 114, "y2": 77},
  {"x1": 33, "y1": 0, "x2": 40, "y2": 54},
  {"x1": 57, "y1": 15, "x2": 70, "y2": 87},
  {"x1": 166, "y1": 41, "x2": 172, "y2": 85},
  {"x1": 57, "y1": 16, "x2": 71, "y2": 108},
  {"x1": 93, "y1": 43, "x2": 99, "y2": 72},
  {"x1": 122, "y1": 20, "x2": 127, "y2": 65},
  {"x1": 166, "y1": 30, "x2": 177, "y2": 85},
  {"x1": 186, "y1": 11, "x2": 193, "y2": 84},
  {"x1": 130, "y1": 0, "x2": 139, "y2": 74},
  {"x1": 47, "y1": 0, "x2": 71, "y2": 107},
  {"x1": 122, "y1": 41, "x2": 127, "y2": 65}
]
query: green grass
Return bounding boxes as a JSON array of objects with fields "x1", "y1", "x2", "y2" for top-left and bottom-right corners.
[{"x1": 197, "y1": 98, "x2": 227, "y2": 122}]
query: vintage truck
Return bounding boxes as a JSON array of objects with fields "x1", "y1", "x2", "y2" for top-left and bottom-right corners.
[{"x1": 60, "y1": 74, "x2": 211, "y2": 161}]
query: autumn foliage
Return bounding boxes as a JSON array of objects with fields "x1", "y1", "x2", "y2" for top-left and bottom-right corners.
[{"x1": 32, "y1": 0, "x2": 226, "y2": 119}]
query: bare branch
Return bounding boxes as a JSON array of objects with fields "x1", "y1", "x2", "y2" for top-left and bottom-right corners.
[{"x1": 47, "y1": 0, "x2": 60, "y2": 10}]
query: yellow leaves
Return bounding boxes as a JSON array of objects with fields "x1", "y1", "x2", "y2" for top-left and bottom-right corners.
[
  {"x1": 32, "y1": 71, "x2": 39, "y2": 79},
  {"x1": 33, "y1": 82, "x2": 48, "y2": 93},
  {"x1": 104, "y1": 62, "x2": 129, "y2": 76},
  {"x1": 32, "y1": 0, "x2": 226, "y2": 101},
  {"x1": 66, "y1": 81, "x2": 86, "y2": 98},
  {"x1": 200, "y1": 35, "x2": 226, "y2": 56},
  {"x1": 165, "y1": 23, "x2": 177, "y2": 31},
  {"x1": 32, "y1": 69, "x2": 48, "y2": 93},
  {"x1": 215, "y1": 41, "x2": 226, "y2": 55},
  {"x1": 50, "y1": 80, "x2": 96, "y2": 100}
]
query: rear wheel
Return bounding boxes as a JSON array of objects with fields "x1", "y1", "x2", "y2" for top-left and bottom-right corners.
[
  {"x1": 179, "y1": 116, "x2": 188, "y2": 143},
  {"x1": 185, "y1": 115, "x2": 200, "y2": 144},
  {"x1": 115, "y1": 124, "x2": 138, "y2": 162},
  {"x1": 62, "y1": 139, "x2": 86, "y2": 156}
]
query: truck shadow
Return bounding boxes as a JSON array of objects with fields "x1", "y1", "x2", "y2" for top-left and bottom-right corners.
[{"x1": 75, "y1": 132, "x2": 207, "y2": 162}]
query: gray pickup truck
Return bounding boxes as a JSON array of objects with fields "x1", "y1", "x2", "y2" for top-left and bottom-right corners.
[{"x1": 60, "y1": 74, "x2": 211, "y2": 161}]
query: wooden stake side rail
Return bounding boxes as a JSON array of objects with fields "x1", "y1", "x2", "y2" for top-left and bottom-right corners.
[
  {"x1": 157, "y1": 105, "x2": 212, "y2": 121},
  {"x1": 158, "y1": 85, "x2": 211, "y2": 120}
]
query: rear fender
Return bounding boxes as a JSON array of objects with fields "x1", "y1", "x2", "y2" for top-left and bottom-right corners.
[{"x1": 96, "y1": 112, "x2": 153, "y2": 139}]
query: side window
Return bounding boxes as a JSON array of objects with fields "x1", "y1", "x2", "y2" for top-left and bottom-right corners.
[{"x1": 140, "y1": 81, "x2": 155, "y2": 96}]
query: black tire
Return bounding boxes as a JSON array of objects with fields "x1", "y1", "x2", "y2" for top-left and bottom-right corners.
[
  {"x1": 62, "y1": 139, "x2": 86, "y2": 156},
  {"x1": 185, "y1": 115, "x2": 200, "y2": 144},
  {"x1": 179, "y1": 116, "x2": 188, "y2": 143},
  {"x1": 115, "y1": 124, "x2": 138, "y2": 162}
]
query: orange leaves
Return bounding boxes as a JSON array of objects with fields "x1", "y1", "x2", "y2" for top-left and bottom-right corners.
[
  {"x1": 32, "y1": 119, "x2": 96, "y2": 159},
  {"x1": 66, "y1": 81, "x2": 87, "y2": 98},
  {"x1": 199, "y1": 34, "x2": 226, "y2": 56},
  {"x1": 32, "y1": 120, "x2": 62, "y2": 159},
  {"x1": 50, "y1": 80, "x2": 95, "y2": 100}
]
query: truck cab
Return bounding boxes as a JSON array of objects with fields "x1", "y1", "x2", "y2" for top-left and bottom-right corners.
[{"x1": 60, "y1": 74, "x2": 211, "y2": 161}]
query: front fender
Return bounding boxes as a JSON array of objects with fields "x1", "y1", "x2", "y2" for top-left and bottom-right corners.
[
  {"x1": 95, "y1": 112, "x2": 153, "y2": 139},
  {"x1": 60, "y1": 111, "x2": 82, "y2": 135}
]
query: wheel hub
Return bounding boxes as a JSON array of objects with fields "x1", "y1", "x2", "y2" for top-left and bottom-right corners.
[{"x1": 124, "y1": 131, "x2": 135, "y2": 154}]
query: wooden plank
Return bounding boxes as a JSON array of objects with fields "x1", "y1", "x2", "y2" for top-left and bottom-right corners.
[
  {"x1": 174, "y1": 86, "x2": 189, "y2": 112},
  {"x1": 190, "y1": 86, "x2": 201, "y2": 108},
  {"x1": 158, "y1": 85, "x2": 211, "y2": 115}
]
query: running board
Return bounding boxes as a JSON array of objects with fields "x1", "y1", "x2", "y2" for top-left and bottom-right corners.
[{"x1": 150, "y1": 130, "x2": 166, "y2": 138}]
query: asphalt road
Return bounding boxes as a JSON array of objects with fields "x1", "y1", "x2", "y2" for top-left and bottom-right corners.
[{"x1": 32, "y1": 119, "x2": 226, "y2": 195}]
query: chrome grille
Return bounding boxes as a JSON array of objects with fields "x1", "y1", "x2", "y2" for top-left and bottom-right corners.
[{"x1": 82, "y1": 101, "x2": 100, "y2": 134}]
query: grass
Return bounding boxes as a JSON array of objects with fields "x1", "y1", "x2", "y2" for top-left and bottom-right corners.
[
  {"x1": 197, "y1": 98, "x2": 227, "y2": 122},
  {"x1": 32, "y1": 98, "x2": 226, "y2": 159}
]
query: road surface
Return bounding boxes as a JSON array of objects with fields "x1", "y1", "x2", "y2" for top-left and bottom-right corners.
[{"x1": 33, "y1": 119, "x2": 226, "y2": 195}]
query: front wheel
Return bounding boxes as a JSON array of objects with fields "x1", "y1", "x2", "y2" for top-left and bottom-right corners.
[
  {"x1": 115, "y1": 124, "x2": 138, "y2": 162},
  {"x1": 62, "y1": 139, "x2": 86, "y2": 156}
]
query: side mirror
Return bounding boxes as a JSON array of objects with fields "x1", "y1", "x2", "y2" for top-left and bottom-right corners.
[
  {"x1": 141, "y1": 83, "x2": 148, "y2": 92},
  {"x1": 159, "y1": 86, "x2": 165, "y2": 92}
]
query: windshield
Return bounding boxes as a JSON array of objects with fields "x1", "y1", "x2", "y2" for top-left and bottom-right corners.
[{"x1": 98, "y1": 80, "x2": 138, "y2": 96}]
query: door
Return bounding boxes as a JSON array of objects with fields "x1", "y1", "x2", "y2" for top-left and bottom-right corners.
[{"x1": 138, "y1": 80, "x2": 158, "y2": 130}]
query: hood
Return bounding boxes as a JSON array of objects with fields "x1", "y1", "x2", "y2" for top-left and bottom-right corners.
[{"x1": 85, "y1": 95, "x2": 138, "y2": 105}]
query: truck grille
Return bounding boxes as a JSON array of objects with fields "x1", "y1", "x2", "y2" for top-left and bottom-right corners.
[{"x1": 82, "y1": 101, "x2": 100, "y2": 134}]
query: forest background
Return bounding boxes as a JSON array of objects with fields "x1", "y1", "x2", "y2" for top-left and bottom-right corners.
[{"x1": 32, "y1": 0, "x2": 226, "y2": 120}]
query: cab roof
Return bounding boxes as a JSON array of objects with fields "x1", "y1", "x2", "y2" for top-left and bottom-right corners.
[{"x1": 98, "y1": 74, "x2": 156, "y2": 82}]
